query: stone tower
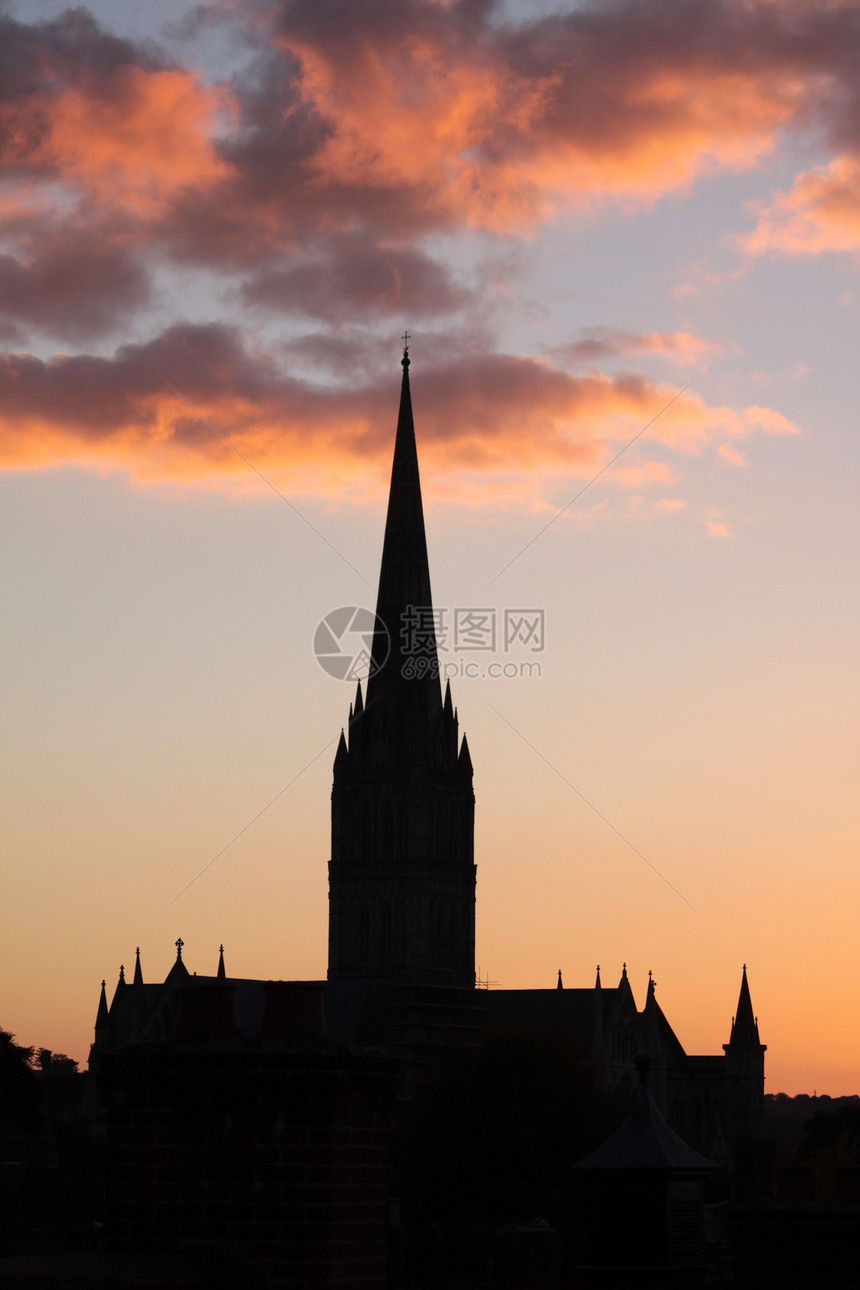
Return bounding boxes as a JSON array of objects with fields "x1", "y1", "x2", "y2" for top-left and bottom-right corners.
[{"x1": 328, "y1": 347, "x2": 476, "y2": 988}]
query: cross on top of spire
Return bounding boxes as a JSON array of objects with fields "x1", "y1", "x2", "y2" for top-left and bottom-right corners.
[
  {"x1": 402, "y1": 331, "x2": 410, "y2": 368},
  {"x1": 175, "y1": 937, "x2": 184, "y2": 959}
]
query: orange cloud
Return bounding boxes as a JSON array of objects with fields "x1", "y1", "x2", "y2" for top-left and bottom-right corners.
[
  {"x1": 1, "y1": 68, "x2": 231, "y2": 217},
  {"x1": 743, "y1": 154, "x2": 860, "y2": 256},
  {"x1": 613, "y1": 461, "x2": 678, "y2": 488},
  {"x1": 6, "y1": 1, "x2": 860, "y2": 282},
  {"x1": 260, "y1": 0, "x2": 858, "y2": 237},
  {"x1": 0, "y1": 328, "x2": 800, "y2": 506},
  {"x1": 719, "y1": 443, "x2": 748, "y2": 466}
]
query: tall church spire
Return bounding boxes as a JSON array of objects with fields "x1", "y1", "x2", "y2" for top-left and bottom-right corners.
[
  {"x1": 364, "y1": 343, "x2": 440, "y2": 745},
  {"x1": 328, "y1": 346, "x2": 476, "y2": 988}
]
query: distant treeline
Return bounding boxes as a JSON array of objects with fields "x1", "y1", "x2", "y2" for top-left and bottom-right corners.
[{"x1": 766, "y1": 1091, "x2": 860, "y2": 1181}]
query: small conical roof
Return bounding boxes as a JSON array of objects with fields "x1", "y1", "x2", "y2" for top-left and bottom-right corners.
[
  {"x1": 575, "y1": 1060, "x2": 717, "y2": 1172},
  {"x1": 217, "y1": 944, "x2": 226, "y2": 981},
  {"x1": 334, "y1": 728, "x2": 348, "y2": 768},
  {"x1": 616, "y1": 962, "x2": 634, "y2": 1000},
  {"x1": 164, "y1": 938, "x2": 191, "y2": 987},
  {"x1": 726, "y1": 964, "x2": 763, "y2": 1049},
  {"x1": 95, "y1": 980, "x2": 109, "y2": 1031},
  {"x1": 110, "y1": 964, "x2": 126, "y2": 1008},
  {"x1": 133, "y1": 947, "x2": 143, "y2": 987}
]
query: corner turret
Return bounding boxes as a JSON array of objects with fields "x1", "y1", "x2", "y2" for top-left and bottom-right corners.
[{"x1": 723, "y1": 965, "x2": 767, "y2": 1123}]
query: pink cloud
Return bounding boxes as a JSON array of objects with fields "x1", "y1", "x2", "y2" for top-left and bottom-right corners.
[
  {"x1": 555, "y1": 328, "x2": 725, "y2": 367},
  {"x1": 0, "y1": 327, "x2": 800, "y2": 505},
  {"x1": 0, "y1": 219, "x2": 150, "y2": 340},
  {"x1": 3, "y1": 0, "x2": 860, "y2": 331},
  {"x1": 0, "y1": 10, "x2": 230, "y2": 212},
  {"x1": 241, "y1": 234, "x2": 470, "y2": 320},
  {"x1": 744, "y1": 154, "x2": 860, "y2": 256}
]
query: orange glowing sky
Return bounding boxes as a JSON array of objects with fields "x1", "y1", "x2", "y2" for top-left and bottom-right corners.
[{"x1": 1, "y1": 0, "x2": 859, "y2": 1095}]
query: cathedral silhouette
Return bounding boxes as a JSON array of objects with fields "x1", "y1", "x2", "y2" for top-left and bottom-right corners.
[{"x1": 90, "y1": 347, "x2": 768, "y2": 1237}]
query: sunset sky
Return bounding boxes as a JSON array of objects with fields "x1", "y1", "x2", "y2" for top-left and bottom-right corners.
[{"x1": 2, "y1": 0, "x2": 859, "y2": 1094}]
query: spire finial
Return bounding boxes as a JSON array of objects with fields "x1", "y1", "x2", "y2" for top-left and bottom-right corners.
[
  {"x1": 557, "y1": 968, "x2": 563, "y2": 991},
  {"x1": 217, "y1": 944, "x2": 226, "y2": 981},
  {"x1": 175, "y1": 937, "x2": 184, "y2": 960},
  {"x1": 401, "y1": 330, "x2": 410, "y2": 368}
]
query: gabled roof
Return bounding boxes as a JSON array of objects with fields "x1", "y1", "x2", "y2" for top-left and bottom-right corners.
[
  {"x1": 483, "y1": 988, "x2": 603, "y2": 1047},
  {"x1": 643, "y1": 977, "x2": 687, "y2": 1064}
]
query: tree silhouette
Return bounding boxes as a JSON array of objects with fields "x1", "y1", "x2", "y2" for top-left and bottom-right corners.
[{"x1": 0, "y1": 1028, "x2": 41, "y2": 1136}]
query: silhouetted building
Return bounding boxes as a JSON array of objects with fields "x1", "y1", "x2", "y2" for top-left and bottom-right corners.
[
  {"x1": 572, "y1": 1053, "x2": 718, "y2": 1284},
  {"x1": 99, "y1": 981, "x2": 397, "y2": 1288},
  {"x1": 89, "y1": 348, "x2": 769, "y2": 1279}
]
